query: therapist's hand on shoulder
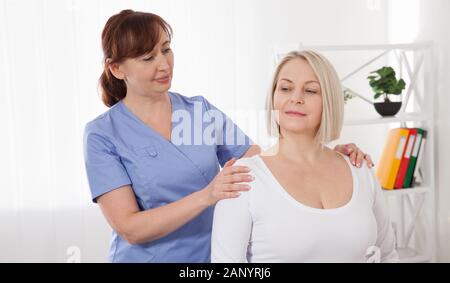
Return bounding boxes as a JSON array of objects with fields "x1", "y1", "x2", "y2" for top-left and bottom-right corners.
[
  {"x1": 201, "y1": 158, "x2": 254, "y2": 206},
  {"x1": 334, "y1": 143, "x2": 374, "y2": 168}
]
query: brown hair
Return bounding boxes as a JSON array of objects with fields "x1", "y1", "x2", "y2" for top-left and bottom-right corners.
[{"x1": 99, "y1": 10, "x2": 173, "y2": 107}]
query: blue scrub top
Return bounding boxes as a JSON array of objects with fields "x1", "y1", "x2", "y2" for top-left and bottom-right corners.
[{"x1": 83, "y1": 92, "x2": 252, "y2": 262}]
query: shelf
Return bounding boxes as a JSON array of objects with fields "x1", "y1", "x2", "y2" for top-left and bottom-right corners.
[
  {"x1": 382, "y1": 186, "x2": 430, "y2": 197},
  {"x1": 344, "y1": 113, "x2": 427, "y2": 126},
  {"x1": 397, "y1": 247, "x2": 431, "y2": 263}
]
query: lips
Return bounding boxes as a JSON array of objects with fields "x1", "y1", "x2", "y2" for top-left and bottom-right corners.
[
  {"x1": 285, "y1": 111, "x2": 306, "y2": 117},
  {"x1": 154, "y1": 75, "x2": 170, "y2": 83}
]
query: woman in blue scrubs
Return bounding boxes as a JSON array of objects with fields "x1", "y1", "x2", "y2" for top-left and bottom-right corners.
[{"x1": 83, "y1": 9, "x2": 373, "y2": 263}]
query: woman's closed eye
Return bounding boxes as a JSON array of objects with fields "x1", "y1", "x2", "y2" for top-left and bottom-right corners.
[
  {"x1": 305, "y1": 88, "x2": 318, "y2": 95},
  {"x1": 143, "y1": 56, "x2": 155, "y2": 62},
  {"x1": 143, "y1": 48, "x2": 171, "y2": 61},
  {"x1": 279, "y1": 85, "x2": 291, "y2": 92}
]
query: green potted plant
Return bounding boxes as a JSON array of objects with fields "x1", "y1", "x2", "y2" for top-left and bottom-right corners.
[
  {"x1": 343, "y1": 87, "x2": 356, "y2": 104},
  {"x1": 367, "y1": 66, "x2": 406, "y2": 116}
]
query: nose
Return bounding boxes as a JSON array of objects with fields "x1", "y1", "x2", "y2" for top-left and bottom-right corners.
[
  {"x1": 156, "y1": 53, "x2": 170, "y2": 72},
  {"x1": 290, "y1": 90, "x2": 305, "y2": 104}
]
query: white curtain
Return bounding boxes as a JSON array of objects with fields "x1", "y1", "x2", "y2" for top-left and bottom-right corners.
[
  {"x1": 0, "y1": 0, "x2": 391, "y2": 262},
  {"x1": 0, "y1": 0, "x2": 270, "y2": 263}
]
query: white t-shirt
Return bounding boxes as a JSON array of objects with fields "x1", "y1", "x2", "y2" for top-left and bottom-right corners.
[{"x1": 211, "y1": 154, "x2": 399, "y2": 263}]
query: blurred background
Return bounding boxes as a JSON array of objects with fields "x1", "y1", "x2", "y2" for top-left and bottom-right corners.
[{"x1": 0, "y1": 0, "x2": 449, "y2": 262}]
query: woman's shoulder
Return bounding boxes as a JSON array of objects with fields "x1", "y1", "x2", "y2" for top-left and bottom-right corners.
[
  {"x1": 333, "y1": 150, "x2": 378, "y2": 195},
  {"x1": 234, "y1": 155, "x2": 260, "y2": 166},
  {"x1": 84, "y1": 101, "x2": 127, "y2": 139},
  {"x1": 169, "y1": 92, "x2": 220, "y2": 112},
  {"x1": 169, "y1": 91, "x2": 207, "y2": 105},
  {"x1": 334, "y1": 150, "x2": 372, "y2": 173},
  {"x1": 234, "y1": 155, "x2": 267, "y2": 176},
  {"x1": 85, "y1": 106, "x2": 120, "y2": 131}
]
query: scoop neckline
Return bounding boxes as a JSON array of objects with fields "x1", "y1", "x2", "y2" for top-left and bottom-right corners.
[{"x1": 253, "y1": 152, "x2": 358, "y2": 214}]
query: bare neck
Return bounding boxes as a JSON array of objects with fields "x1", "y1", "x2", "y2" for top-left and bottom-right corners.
[
  {"x1": 275, "y1": 132, "x2": 327, "y2": 165},
  {"x1": 122, "y1": 91, "x2": 171, "y2": 122}
]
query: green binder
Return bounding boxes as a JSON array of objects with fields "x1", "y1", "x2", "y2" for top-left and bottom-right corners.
[{"x1": 403, "y1": 128, "x2": 425, "y2": 188}]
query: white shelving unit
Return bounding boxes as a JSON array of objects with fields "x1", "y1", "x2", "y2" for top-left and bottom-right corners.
[
  {"x1": 274, "y1": 42, "x2": 437, "y2": 263},
  {"x1": 345, "y1": 113, "x2": 427, "y2": 126}
]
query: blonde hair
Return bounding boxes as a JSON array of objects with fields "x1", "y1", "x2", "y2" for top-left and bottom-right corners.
[{"x1": 266, "y1": 50, "x2": 344, "y2": 144}]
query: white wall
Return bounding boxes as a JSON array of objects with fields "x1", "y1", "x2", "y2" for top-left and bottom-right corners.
[
  {"x1": 383, "y1": 0, "x2": 450, "y2": 263},
  {"x1": 414, "y1": 0, "x2": 450, "y2": 262},
  {"x1": 1, "y1": 0, "x2": 392, "y2": 262}
]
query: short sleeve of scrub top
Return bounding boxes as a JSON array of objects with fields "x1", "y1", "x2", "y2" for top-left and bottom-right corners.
[
  {"x1": 199, "y1": 96, "x2": 254, "y2": 166},
  {"x1": 83, "y1": 124, "x2": 132, "y2": 202},
  {"x1": 83, "y1": 92, "x2": 252, "y2": 263}
]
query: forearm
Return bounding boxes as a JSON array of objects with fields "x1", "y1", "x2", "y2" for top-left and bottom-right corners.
[
  {"x1": 107, "y1": 158, "x2": 252, "y2": 245},
  {"x1": 121, "y1": 189, "x2": 210, "y2": 244}
]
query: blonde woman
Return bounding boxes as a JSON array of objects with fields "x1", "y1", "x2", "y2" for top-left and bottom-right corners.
[{"x1": 211, "y1": 50, "x2": 398, "y2": 263}]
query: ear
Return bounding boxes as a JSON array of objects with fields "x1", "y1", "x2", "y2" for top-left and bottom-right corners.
[{"x1": 106, "y1": 58, "x2": 126, "y2": 80}]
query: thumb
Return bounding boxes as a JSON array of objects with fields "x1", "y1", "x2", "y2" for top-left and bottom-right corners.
[{"x1": 223, "y1": 158, "x2": 237, "y2": 168}]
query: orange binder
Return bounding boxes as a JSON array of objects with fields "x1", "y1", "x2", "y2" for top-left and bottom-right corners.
[{"x1": 376, "y1": 128, "x2": 409, "y2": 190}]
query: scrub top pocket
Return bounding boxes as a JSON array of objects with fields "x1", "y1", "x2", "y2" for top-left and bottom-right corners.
[
  {"x1": 132, "y1": 144, "x2": 160, "y2": 192},
  {"x1": 134, "y1": 144, "x2": 158, "y2": 166}
]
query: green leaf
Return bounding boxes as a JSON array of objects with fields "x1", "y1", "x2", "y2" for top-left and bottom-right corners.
[
  {"x1": 374, "y1": 93, "x2": 383, "y2": 99},
  {"x1": 367, "y1": 66, "x2": 406, "y2": 99}
]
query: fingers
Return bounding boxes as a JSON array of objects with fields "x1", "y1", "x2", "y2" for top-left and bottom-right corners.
[
  {"x1": 221, "y1": 165, "x2": 251, "y2": 176},
  {"x1": 218, "y1": 191, "x2": 242, "y2": 199},
  {"x1": 220, "y1": 183, "x2": 252, "y2": 192},
  {"x1": 212, "y1": 159, "x2": 255, "y2": 202},
  {"x1": 339, "y1": 143, "x2": 368, "y2": 168},
  {"x1": 215, "y1": 172, "x2": 254, "y2": 201},
  {"x1": 213, "y1": 184, "x2": 250, "y2": 201},
  {"x1": 364, "y1": 154, "x2": 375, "y2": 168},
  {"x1": 218, "y1": 184, "x2": 251, "y2": 200},
  {"x1": 222, "y1": 173, "x2": 254, "y2": 184},
  {"x1": 355, "y1": 149, "x2": 365, "y2": 168},
  {"x1": 348, "y1": 147, "x2": 358, "y2": 167},
  {"x1": 348, "y1": 147, "x2": 374, "y2": 168}
]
